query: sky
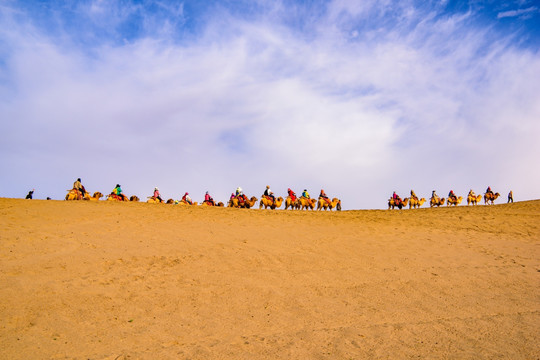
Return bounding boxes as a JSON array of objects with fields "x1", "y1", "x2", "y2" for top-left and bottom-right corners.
[{"x1": 1, "y1": 0, "x2": 539, "y2": 209}]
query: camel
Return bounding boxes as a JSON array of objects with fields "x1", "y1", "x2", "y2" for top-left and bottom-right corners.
[
  {"x1": 317, "y1": 197, "x2": 341, "y2": 211},
  {"x1": 409, "y1": 197, "x2": 426, "y2": 209},
  {"x1": 107, "y1": 193, "x2": 128, "y2": 201},
  {"x1": 87, "y1": 192, "x2": 103, "y2": 201},
  {"x1": 388, "y1": 197, "x2": 409, "y2": 210},
  {"x1": 467, "y1": 194, "x2": 482, "y2": 206},
  {"x1": 284, "y1": 196, "x2": 298, "y2": 210},
  {"x1": 229, "y1": 196, "x2": 258, "y2": 209},
  {"x1": 447, "y1": 196, "x2": 463, "y2": 206},
  {"x1": 484, "y1": 192, "x2": 500, "y2": 205},
  {"x1": 430, "y1": 197, "x2": 445, "y2": 207},
  {"x1": 297, "y1": 197, "x2": 316, "y2": 210},
  {"x1": 176, "y1": 199, "x2": 198, "y2": 206},
  {"x1": 130, "y1": 196, "x2": 140, "y2": 202},
  {"x1": 259, "y1": 196, "x2": 283, "y2": 210},
  {"x1": 146, "y1": 196, "x2": 163, "y2": 203},
  {"x1": 65, "y1": 189, "x2": 88, "y2": 200},
  {"x1": 200, "y1": 200, "x2": 224, "y2": 207}
]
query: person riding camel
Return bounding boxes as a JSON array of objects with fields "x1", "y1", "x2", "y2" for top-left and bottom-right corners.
[
  {"x1": 287, "y1": 188, "x2": 297, "y2": 202},
  {"x1": 410, "y1": 190, "x2": 418, "y2": 201},
  {"x1": 73, "y1": 178, "x2": 86, "y2": 200},
  {"x1": 153, "y1": 187, "x2": 163, "y2": 203},
  {"x1": 431, "y1": 190, "x2": 439, "y2": 202},
  {"x1": 264, "y1": 185, "x2": 276, "y2": 205},
  {"x1": 112, "y1": 184, "x2": 127, "y2": 201},
  {"x1": 235, "y1": 187, "x2": 247, "y2": 204},
  {"x1": 486, "y1": 186, "x2": 494, "y2": 197},
  {"x1": 182, "y1": 192, "x2": 192, "y2": 205},
  {"x1": 319, "y1": 189, "x2": 330, "y2": 204},
  {"x1": 392, "y1": 191, "x2": 401, "y2": 205},
  {"x1": 448, "y1": 190, "x2": 457, "y2": 202},
  {"x1": 468, "y1": 189, "x2": 476, "y2": 198},
  {"x1": 204, "y1": 191, "x2": 215, "y2": 206},
  {"x1": 302, "y1": 189, "x2": 310, "y2": 199}
]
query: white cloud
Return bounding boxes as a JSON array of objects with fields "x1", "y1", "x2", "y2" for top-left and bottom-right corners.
[{"x1": 497, "y1": 7, "x2": 538, "y2": 19}]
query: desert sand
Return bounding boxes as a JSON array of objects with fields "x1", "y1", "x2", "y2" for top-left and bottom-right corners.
[{"x1": 0, "y1": 197, "x2": 539, "y2": 359}]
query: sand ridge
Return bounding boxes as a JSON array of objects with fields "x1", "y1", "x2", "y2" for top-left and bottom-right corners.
[{"x1": 0, "y1": 198, "x2": 539, "y2": 359}]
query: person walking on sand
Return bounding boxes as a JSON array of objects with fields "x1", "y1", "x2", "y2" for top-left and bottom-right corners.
[
  {"x1": 26, "y1": 189, "x2": 34, "y2": 199},
  {"x1": 508, "y1": 190, "x2": 513, "y2": 203}
]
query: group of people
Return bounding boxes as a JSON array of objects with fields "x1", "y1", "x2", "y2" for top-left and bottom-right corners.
[{"x1": 392, "y1": 186, "x2": 513, "y2": 204}]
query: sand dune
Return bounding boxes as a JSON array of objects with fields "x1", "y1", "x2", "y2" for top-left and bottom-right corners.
[{"x1": 0, "y1": 198, "x2": 539, "y2": 359}]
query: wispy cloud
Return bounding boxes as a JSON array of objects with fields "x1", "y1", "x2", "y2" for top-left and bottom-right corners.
[
  {"x1": 1, "y1": 1, "x2": 539, "y2": 208},
  {"x1": 497, "y1": 6, "x2": 538, "y2": 19}
]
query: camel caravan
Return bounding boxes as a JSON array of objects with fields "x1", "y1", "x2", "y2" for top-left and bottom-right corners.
[
  {"x1": 65, "y1": 178, "x2": 507, "y2": 211},
  {"x1": 64, "y1": 180, "x2": 341, "y2": 211},
  {"x1": 388, "y1": 187, "x2": 504, "y2": 210}
]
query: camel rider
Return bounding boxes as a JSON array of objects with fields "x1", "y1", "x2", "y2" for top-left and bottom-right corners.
[
  {"x1": 204, "y1": 191, "x2": 215, "y2": 206},
  {"x1": 288, "y1": 188, "x2": 296, "y2": 202},
  {"x1": 73, "y1": 178, "x2": 86, "y2": 199},
  {"x1": 264, "y1": 185, "x2": 276, "y2": 204},
  {"x1": 468, "y1": 189, "x2": 476, "y2": 197},
  {"x1": 236, "y1": 187, "x2": 247, "y2": 203},
  {"x1": 431, "y1": 190, "x2": 439, "y2": 202},
  {"x1": 319, "y1": 189, "x2": 330, "y2": 204},
  {"x1": 392, "y1": 191, "x2": 401, "y2": 205},
  {"x1": 113, "y1": 184, "x2": 127, "y2": 200},
  {"x1": 448, "y1": 190, "x2": 457, "y2": 202},
  {"x1": 302, "y1": 189, "x2": 310, "y2": 199},
  {"x1": 182, "y1": 192, "x2": 192, "y2": 205},
  {"x1": 154, "y1": 187, "x2": 163, "y2": 202},
  {"x1": 410, "y1": 190, "x2": 418, "y2": 201},
  {"x1": 486, "y1": 186, "x2": 494, "y2": 196}
]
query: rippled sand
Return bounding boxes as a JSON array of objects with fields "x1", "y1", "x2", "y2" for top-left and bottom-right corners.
[{"x1": 1, "y1": 198, "x2": 539, "y2": 359}]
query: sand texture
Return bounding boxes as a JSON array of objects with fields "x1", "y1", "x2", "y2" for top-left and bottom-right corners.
[{"x1": 1, "y1": 198, "x2": 539, "y2": 359}]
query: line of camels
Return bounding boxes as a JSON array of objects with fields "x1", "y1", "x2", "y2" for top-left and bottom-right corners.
[
  {"x1": 388, "y1": 191, "x2": 501, "y2": 209},
  {"x1": 65, "y1": 189, "x2": 342, "y2": 211}
]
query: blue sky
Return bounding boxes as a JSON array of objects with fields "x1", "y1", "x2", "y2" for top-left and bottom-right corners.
[{"x1": 1, "y1": 0, "x2": 539, "y2": 208}]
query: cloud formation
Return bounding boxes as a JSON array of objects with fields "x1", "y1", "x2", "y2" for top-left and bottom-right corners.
[
  {"x1": 1, "y1": 1, "x2": 539, "y2": 208},
  {"x1": 497, "y1": 7, "x2": 538, "y2": 19}
]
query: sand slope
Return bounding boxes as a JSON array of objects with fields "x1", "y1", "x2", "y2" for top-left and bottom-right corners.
[{"x1": 0, "y1": 198, "x2": 539, "y2": 359}]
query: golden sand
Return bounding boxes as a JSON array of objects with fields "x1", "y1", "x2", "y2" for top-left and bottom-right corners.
[{"x1": 1, "y1": 198, "x2": 539, "y2": 359}]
